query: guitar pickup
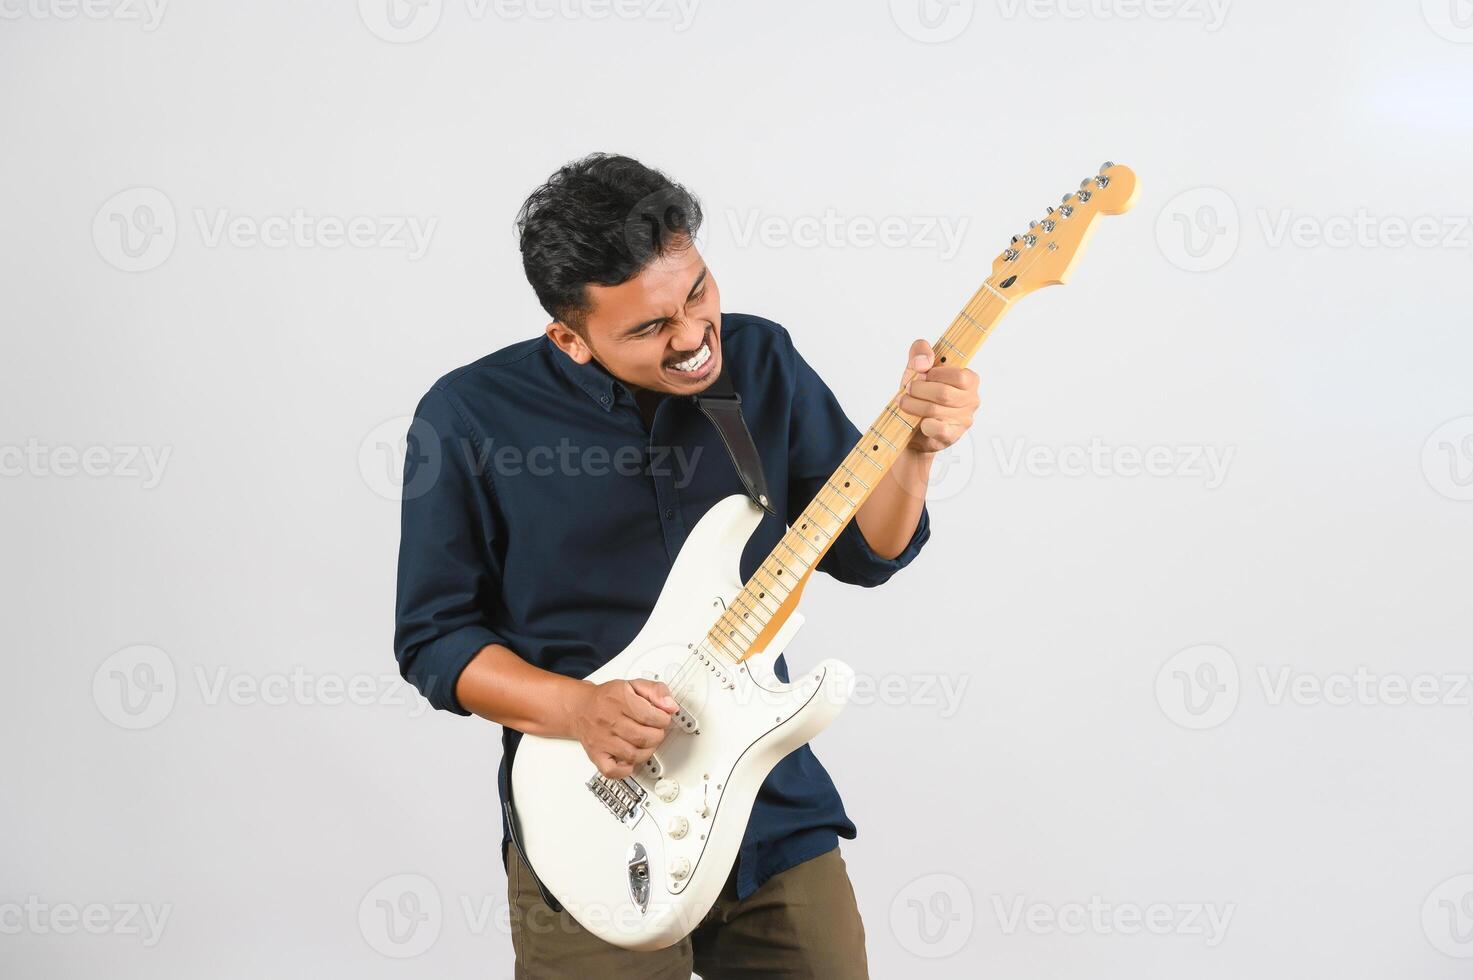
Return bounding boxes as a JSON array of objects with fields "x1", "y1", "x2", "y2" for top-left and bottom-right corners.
[{"x1": 671, "y1": 706, "x2": 699, "y2": 734}]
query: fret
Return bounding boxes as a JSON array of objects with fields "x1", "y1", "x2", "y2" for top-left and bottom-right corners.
[
  {"x1": 825, "y1": 481, "x2": 858, "y2": 509},
  {"x1": 883, "y1": 405, "x2": 915, "y2": 431},
  {"x1": 783, "y1": 533, "x2": 819, "y2": 560},
  {"x1": 836, "y1": 462, "x2": 870, "y2": 492},
  {"x1": 957, "y1": 311, "x2": 986, "y2": 333},
  {"x1": 754, "y1": 566, "x2": 792, "y2": 601},
  {"x1": 719, "y1": 612, "x2": 759, "y2": 646},
  {"x1": 812, "y1": 495, "x2": 846, "y2": 524},
  {"x1": 706, "y1": 630, "x2": 743, "y2": 660},
  {"x1": 778, "y1": 538, "x2": 811, "y2": 567},
  {"x1": 851, "y1": 448, "x2": 885, "y2": 474},
  {"x1": 766, "y1": 551, "x2": 800, "y2": 580},
  {"x1": 734, "y1": 589, "x2": 777, "y2": 626},
  {"x1": 721, "y1": 604, "x2": 760, "y2": 642},
  {"x1": 794, "y1": 518, "x2": 832, "y2": 545},
  {"x1": 868, "y1": 427, "x2": 898, "y2": 453}
]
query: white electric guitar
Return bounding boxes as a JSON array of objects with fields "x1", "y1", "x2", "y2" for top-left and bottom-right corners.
[{"x1": 510, "y1": 162, "x2": 1139, "y2": 950}]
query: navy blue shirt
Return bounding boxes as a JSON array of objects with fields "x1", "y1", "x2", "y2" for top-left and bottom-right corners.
[{"x1": 393, "y1": 312, "x2": 930, "y2": 899}]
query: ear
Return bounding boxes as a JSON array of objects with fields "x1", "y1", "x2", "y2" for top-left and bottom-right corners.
[{"x1": 545, "y1": 320, "x2": 592, "y2": 364}]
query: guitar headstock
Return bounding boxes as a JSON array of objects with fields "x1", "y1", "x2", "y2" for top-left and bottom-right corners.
[{"x1": 989, "y1": 162, "x2": 1138, "y2": 300}]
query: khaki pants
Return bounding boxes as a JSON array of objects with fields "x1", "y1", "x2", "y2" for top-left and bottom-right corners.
[{"x1": 508, "y1": 845, "x2": 869, "y2": 979}]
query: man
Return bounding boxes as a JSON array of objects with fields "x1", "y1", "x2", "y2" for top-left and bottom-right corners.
[{"x1": 394, "y1": 153, "x2": 979, "y2": 978}]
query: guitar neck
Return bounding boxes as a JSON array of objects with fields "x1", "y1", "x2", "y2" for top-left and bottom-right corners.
[{"x1": 701, "y1": 282, "x2": 1015, "y2": 664}]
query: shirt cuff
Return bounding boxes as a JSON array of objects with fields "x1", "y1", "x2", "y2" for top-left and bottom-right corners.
[
  {"x1": 820, "y1": 503, "x2": 931, "y2": 588},
  {"x1": 402, "y1": 623, "x2": 505, "y2": 715}
]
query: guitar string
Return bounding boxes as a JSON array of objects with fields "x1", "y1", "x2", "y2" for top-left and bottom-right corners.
[
  {"x1": 650, "y1": 216, "x2": 1073, "y2": 720},
  {"x1": 656, "y1": 240, "x2": 1050, "y2": 713}
]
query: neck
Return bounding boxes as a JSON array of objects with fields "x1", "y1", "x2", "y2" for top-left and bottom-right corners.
[{"x1": 698, "y1": 281, "x2": 1014, "y2": 664}]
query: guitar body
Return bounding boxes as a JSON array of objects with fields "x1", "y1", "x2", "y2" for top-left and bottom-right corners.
[{"x1": 509, "y1": 493, "x2": 856, "y2": 951}]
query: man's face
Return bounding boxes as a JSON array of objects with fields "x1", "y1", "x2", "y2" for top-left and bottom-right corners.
[{"x1": 547, "y1": 242, "x2": 722, "y2": 396}]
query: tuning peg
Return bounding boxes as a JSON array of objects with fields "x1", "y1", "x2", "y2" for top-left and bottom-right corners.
[
  {"x1": 1061, "y1": 193, "x2": 1074, "y2": 204},
  {"x1": 1010, "y1": 235, "x2": 1021, "y2": 244},
  {"x1": 1028, "y1": 219, "x2": 1038, "y2": 229},
  {"x1": 1100, "y1": 160, "x2": 1115, "y2": 172},
  {"x1": 1046, "y1": 206, "x2": 1055, "y2": 214}
]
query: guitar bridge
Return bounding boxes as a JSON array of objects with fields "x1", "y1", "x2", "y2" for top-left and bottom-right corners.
[{"x1": 587, "y1": 772, "x2": 647, "y2": 827}]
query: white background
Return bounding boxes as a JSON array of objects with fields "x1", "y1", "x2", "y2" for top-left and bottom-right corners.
[{"x1": 3, "y1": 1, "x2": 1472, "y2": 977}]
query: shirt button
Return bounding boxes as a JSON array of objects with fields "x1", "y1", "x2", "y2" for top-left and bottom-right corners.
[
  {"x1": 599, "y1": 394, "x2": 610, "y2": 404},
  {"x1": 664, "y1": 508, "x2": 675, "y2": 519}
]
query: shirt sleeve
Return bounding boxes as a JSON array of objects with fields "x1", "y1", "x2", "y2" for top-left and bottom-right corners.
[
  {"x1": 393, "y1": 385, "x2": 509, "y2": 715},
  {"x1": 779, "y1": 325, "x2": 931, "y2": 588}
]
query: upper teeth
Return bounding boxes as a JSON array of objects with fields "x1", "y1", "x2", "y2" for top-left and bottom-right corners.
[{"x1": 672, "y1": 343, "x2": 711, "y2": 372}]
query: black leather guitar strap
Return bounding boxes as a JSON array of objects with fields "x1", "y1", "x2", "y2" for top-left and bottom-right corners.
[{"x1": 691, "y1": 367, "x2": 779, "y2": 518}]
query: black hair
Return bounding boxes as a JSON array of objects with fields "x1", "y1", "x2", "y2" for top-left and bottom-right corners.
[{"x1": 516, "y1": 153, "x2": 704, "y2": 332}]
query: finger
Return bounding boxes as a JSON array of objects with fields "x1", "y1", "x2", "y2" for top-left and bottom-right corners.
[
  {"x1": 918, "y1": 366, "x2": 978, "y2": 391},
  {"x1": 614, "y1": 718, "x2": 668, "y2": 750},
  {"x1": 628, "y1": 678, "x2": 679, "y2": 714},
  {"x1": 621, "y1": 689, "x2": 674, "y2": 731},
  {"x1": 901, "y1": 338, "x2": 934, "y2": 385},
  {"x1": 904, "y1": 378, "x2": 974, "y2": 409},
  {"x1": 896, "y1": 394, "x2": 958, "y2": 419},
  {"x1": 604, "y1": 736, "x2": 643, "y2": 765},
  {"x1": 918, "y1": 417, "x2": 962, "y2": 442},
  {"x1": 595, "y1": 753, "x2": 634, "y2": 780}
]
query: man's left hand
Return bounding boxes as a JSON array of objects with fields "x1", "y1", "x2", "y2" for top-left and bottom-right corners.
[{"x1": 895, "y1": 338, "x2": 979, "y2": 454}]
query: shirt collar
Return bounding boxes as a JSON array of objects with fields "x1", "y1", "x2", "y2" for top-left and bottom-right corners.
[{"x1": 543, "y1": 334, "x2": 624, "y2": 412}]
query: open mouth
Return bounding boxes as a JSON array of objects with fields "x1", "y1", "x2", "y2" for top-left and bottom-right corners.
[{"x1": 665, "y1": 330, "x2": 718, "y2": 382}]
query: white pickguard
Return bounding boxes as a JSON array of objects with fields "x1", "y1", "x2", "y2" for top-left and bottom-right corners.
[{"x1": 508, "y1": 493, "x2": 855, "y2": 951}]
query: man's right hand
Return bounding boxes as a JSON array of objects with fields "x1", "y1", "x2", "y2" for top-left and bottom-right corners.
[{"x1": 570, "y1": 678, "x2": 679, "y2": 780}]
